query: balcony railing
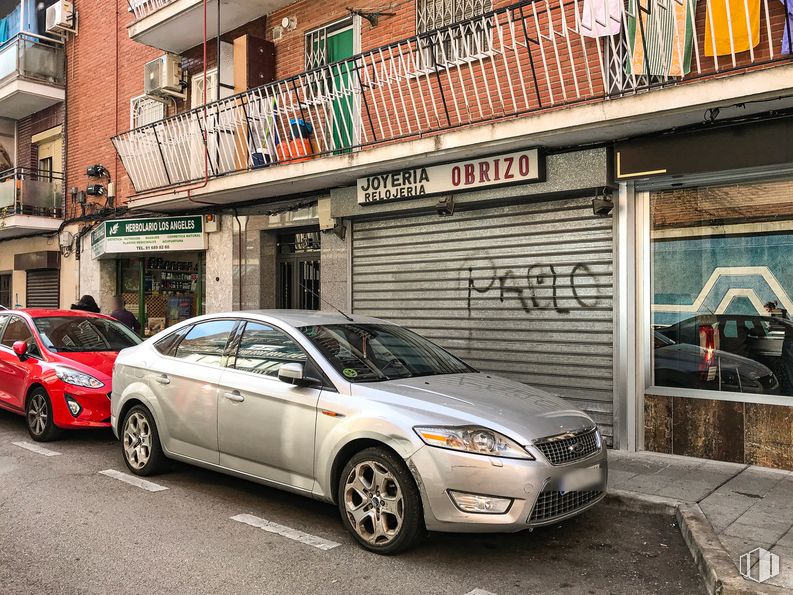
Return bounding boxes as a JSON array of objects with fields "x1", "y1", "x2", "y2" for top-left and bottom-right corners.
[
  {"x1": 0, "y1": 34, "x2": 65, "y2": 86},
  {"x1": 0, "y1": 168, "x2": 64, "y2": 218},
  {"x1": 113, "y1": 0, "x2": 793, "y2": 194}
]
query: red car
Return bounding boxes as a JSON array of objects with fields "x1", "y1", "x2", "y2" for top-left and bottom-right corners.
[{"x1": 0, "y1": 309, "x2": 141, "y2": 441}]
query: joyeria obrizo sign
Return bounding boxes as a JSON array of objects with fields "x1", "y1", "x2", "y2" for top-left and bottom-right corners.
[{"x1": 357, "y1": 149, "x2": 543, "y2": 205}]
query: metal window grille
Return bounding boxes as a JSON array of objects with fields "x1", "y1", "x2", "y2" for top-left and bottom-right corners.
[
  {"x1": 416, "y1": 0, "x2": 493, "y2": 70},
  {"x1": 130, "y1": 95, "x2": 165, "y2": 129},
  {"x1": 191, "y1": 69, "x2": 219, "y2": 108}
]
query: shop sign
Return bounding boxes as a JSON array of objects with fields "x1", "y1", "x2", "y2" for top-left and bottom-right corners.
[
  {"x1": 91, "y1": 216, "x2": 205, "y2": 259},
  {"x1": 357, "y1": 149, "x2": 543, "y2": 205}
]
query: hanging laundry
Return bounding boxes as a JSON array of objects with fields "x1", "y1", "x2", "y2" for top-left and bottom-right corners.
[
  {"x1": 704, "y1": 0, "x2": 760, "y2": 56},
  {"x1": 580, "y1": 0, "x2": 622, "y2": 37},
  {"x1": 781, "y1": 0, "x2": 793, "y2": 54},
  {"x1": 626, "y1": 0, "x2": 698, "y2": 76}
]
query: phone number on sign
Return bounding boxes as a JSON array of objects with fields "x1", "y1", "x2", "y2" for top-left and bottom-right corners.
[{"x1": 136, "y1": 245, "x2": 171, "y2": 251}]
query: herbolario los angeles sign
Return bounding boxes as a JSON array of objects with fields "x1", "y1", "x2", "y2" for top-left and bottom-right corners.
[{"x1": 357, "y1": 149, "x2": 544, "y2": 205}]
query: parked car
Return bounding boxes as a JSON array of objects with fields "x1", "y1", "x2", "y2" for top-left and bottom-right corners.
[
  {"x1": 112, "y1": 310, "x2": 607, "y2": 554},
  {"x1": 0, "y1": 309, "x2": 142, "y2": 441},
  {"x1": 653, "y1": 332, "x2": 779, "y2": 394},
  {"x1": 657, "y1": 313, "x2": 793, "y2": 389}
]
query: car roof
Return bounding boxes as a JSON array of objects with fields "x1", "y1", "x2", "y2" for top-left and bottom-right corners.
[
  {"x1": 5, "y1": 309, "x2": 113, "y2": 320},
  {"x1": 213, "y1": 309, "x2": 391, "y2": 328}
]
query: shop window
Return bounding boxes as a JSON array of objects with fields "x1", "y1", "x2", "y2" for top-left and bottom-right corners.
[
  {"x1": 228, "y1": 322, "x2": 307, "y2": 377},
  {"x1": 650, "y1": 179, "x2": 793, "y2": 398},
  {"x1": 415, "y1": 0, "x2": 493, "y2": 70}
]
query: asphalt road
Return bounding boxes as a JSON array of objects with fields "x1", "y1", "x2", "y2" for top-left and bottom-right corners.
[{"x1": 0, "y1": 410, "x2": 705, "y2": 595}]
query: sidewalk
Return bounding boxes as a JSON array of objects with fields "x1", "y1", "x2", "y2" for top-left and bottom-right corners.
[{"x1": 607, "y1": 450, "x2": 793, "y2": 593}]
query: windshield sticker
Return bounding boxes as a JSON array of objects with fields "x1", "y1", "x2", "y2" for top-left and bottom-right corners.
[{"x1": 342, "y1": 368, "x2": 359, "y2": 379}]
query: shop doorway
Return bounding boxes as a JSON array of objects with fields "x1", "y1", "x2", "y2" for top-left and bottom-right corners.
[{"x1": 276, "y1": 230, "x2": 321, "y2": 310}]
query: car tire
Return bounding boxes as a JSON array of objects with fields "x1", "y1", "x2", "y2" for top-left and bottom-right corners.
[
  {"x1": 338, "y1": 447, "x2": 425, "y2": 555},
  {"x1": 121, "y1": 405, "x2": 166, "y2": 476},
  {"x1": 25, "y1": 388, "x2": 62, "y2": 442}
]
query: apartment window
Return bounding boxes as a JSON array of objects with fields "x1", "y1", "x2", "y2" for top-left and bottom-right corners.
[
  {"x1": 650, "y1": 178, "x2": 793, "y2": 400},
  {"x1": 38, "y1": 157, "x2": 53, "y2": 181},
  {"x1": 190, "y1": 69, "x2": 219, "y2": 109},
  {"x1": 130, "y1": 95, "x2": 165, "y2": 128},
  {"x1": 416, "y1": 0, "x2": 493, "y2": 69},
  {"x1": 0, "y1": 273, "x2": 11, "y2": 309}
]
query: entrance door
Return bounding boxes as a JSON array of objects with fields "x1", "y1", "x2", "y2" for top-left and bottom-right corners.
[{"x1": 276, "y1": 231, "x2": 321, "y2": 310}]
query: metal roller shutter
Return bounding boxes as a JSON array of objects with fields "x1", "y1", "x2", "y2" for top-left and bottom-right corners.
[
  {"x1": 352, "y1": 196, "x2": 615, "y2": 442},
  {"x1": 26, "y1": 269, "x2": 60, "y2": 309}
]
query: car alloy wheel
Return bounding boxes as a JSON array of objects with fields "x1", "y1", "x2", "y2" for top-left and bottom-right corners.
[
  {"x1": 344, "y1": 460, "x2": 405, "y2": 546},
  {"x1": 25, "y1": 389, "x2": 61, "y2": 442},
  {"x1": 123, "y1": 411, "x2": 152, "y2": 470},
  {"x1": 27, "y1": 394, "x2": 48, "y2": 437}
]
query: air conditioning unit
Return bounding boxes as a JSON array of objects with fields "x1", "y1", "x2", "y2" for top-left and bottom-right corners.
[
  {"x1": 46, "y1": 0, "x2": 74, "y2": 34},
  {"x1": 144, "y1": 54, "x2": 185, "y2": 100}
]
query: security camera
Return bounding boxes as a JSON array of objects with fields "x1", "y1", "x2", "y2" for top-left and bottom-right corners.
[
  {"x1": 435, "y1": 196, "x2": 455, "y2": 217},
  {"x1": 592, "y1": 196, "x2": 614, "y2": 217}
]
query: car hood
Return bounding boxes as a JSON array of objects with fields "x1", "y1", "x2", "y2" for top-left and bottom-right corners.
[
  {"x1": 355, "y1": 372, "x2": 595, "y2": 444},
  {"x1": 49, "y1": 351, "x2": 119, "y2": 381}
]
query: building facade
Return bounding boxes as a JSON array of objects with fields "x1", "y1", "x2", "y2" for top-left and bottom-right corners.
[
  {"x1": 54, "y1": 0, "x2": 793, "y2": 465},
  {"x1": 0, "y1": 1, "x2": 71, "y2": 310}
]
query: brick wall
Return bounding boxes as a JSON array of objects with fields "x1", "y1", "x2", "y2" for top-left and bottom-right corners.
[{"x1": 65, "y1": 0, "x2": 159, "y2": 215}]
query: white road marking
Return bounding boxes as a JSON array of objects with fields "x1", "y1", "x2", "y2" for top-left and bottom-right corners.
[
  {"x1": 98, "y1": 469, "x2": 168, "y2": 492},
  {"x1": 231, "y1": 513, "x2": 341, "y2": 551},
  {"x1": 464, "y1": 590, "x2": 498, "y2": 595},
  {"x1": 12, "y1": 441, "x2": 61, "y2": 457}
]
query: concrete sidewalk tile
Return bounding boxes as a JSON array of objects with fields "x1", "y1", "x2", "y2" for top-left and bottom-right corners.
[
  {"x1": 777, "y1": 528, "x2": 793, "y2": 548},
  {"x1": 766, "y1": 544, "x2": 793, "y2": 589},
  {"x1": 718, "y1": 534, "x2": 774, "y2": 567},
  {"x1": 656, "y1": 479, "x2": 728, "y2": 503},
  {"x1": 722, "y1": 520, "x2": 789, "y2": 545},
  {"x1": 606, "y1": 469, "x2": 642, "y2": 488},
  {"x1": 699, "y1": 493, "x2": 758, "y2": 534}
]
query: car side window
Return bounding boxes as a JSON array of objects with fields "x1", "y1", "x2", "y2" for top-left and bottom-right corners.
[
  {"x1": 155, "y1": 326, "x2": 190, "y2": 356},
  {"x1": 1, "y1": 317, "x2": 41, "y2": 358},
  {"x1": 229, "y1": 322, "x2": 307, "y2": 377},
  {"x1": 172, "y1": 320, "x2": 237, "y2": 367}
]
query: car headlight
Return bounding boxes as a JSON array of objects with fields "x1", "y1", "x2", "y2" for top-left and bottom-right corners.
[
  {"x1": 54, "y1": 367, "x2": 104, "y2": 389},
  {"x1": 414, "y1": 426, "x2": 534, "y2": 460}
]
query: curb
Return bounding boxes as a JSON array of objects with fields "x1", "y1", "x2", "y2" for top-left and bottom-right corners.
[{"x1": 605, "y1": 490, "x2": 789, "y2": 595}]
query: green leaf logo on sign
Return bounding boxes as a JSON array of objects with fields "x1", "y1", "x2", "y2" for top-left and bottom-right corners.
[{"x1": 109, "y1": 223, "x2": 120, "y2": 236}]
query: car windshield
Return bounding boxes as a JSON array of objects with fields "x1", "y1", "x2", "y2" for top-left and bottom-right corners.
[
  {"x1": 298, "y1": 323, "x2": 475, "y2": 382},
  {"x1": 34, "y1": 317, "x2": 142, "y2": 353}
]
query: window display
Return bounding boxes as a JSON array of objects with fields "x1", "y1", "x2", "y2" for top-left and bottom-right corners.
[{"x1": 651, "y1": 179, "x2": 793, "y2": 397}]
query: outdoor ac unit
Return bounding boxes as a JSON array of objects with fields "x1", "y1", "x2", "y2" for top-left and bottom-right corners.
[
  {"x1": 144, "y1": 54, "x2": 185, "y2": 100},
  {"x1": 46, "y1": 0, "x2": 74, "y2": 34}
]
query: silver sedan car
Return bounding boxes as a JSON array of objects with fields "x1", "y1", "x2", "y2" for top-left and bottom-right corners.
[{"x1": 111, "y1": 310, "x2": 607, "y2": 554}]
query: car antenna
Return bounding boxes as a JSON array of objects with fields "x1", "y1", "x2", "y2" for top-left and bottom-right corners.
[{"x1": 298, "y1": 281, "x2": 354, "y2": 322}]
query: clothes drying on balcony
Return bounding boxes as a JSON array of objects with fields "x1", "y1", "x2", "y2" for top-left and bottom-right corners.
[
  {"x1": 0, "y1": 5, "x2": 20, "y2": 44},
  {"x1": 704, "y1": 0, "x2": 760, "y2": 56},
  {"x1": 781, "y1": 0, "x2": 793, "y2": 54},
  {"x1": 626, "y1": 0, "x2": 697, "y2": 76},
  {"x1": 580, "y1": 0, "x2": 622, "y2": 37}
]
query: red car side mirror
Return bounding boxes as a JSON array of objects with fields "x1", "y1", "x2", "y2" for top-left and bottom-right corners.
[{"x1": 12, "y1": 341, "x2": 28, "y2": 359}]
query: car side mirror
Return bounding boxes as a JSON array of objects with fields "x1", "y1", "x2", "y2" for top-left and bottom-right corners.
[
  {"x1": 12, "y1": 341, "x2": 28, "y2": 360},
  {"x1": 278, "y1": 362, "x2": 319, "y2": 387}
]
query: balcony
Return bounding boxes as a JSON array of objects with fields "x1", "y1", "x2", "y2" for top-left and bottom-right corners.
[
  {"x1": 114, "y1": 0, "x2": 793, "y2": 198},
  {"x1": 127, "y1": 0, "x2": 293, "y2": 54},
  {"x1": 0, "y1": 168, "x2": 64, "y2": 238},
  {"x1": 0, "y1": 34, "x2": 65, "y2": 119}
]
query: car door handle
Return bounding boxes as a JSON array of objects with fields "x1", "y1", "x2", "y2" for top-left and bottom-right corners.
[
  {"x1": 224, "y1": 391, "x2": 244, "y2": 403},
  {"x1": 154, "y1": 375, "x2": 170, "y2": 385}
]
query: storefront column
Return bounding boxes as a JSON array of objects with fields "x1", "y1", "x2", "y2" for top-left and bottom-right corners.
[{"x1": 206, "y1": 214, "x2": 235, "y2": 313}]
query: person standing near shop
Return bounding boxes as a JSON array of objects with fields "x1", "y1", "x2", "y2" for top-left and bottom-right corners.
[
  {"x1": 110, "y1": 296, "x2": 141, "y2": 334},
  {"x1": 71, "y1": 295, "x2": 101, "y2": 313}
]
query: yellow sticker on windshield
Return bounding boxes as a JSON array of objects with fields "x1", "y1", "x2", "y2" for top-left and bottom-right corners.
[{"x1": 343, "y1": 368, "x2": 358, "y2": 379}]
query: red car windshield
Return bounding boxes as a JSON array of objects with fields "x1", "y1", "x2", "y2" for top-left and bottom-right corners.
[{"x1": 33, "y1": 317, "x2": 141, "y2": 353}]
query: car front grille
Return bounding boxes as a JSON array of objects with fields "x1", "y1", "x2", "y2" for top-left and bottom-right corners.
[
  {"x1": 533, "y1": 427, "x2": 600, "y2": 465},
  {"x1": 529, "y1": 489, "x2": 603, "y2": 524}
]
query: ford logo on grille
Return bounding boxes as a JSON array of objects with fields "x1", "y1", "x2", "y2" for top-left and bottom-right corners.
[{"x1": 569, "y1": 442, "x2": 583, "y2": 454}]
